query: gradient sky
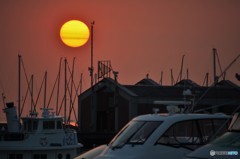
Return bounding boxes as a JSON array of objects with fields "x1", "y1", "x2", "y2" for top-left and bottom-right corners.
[{"x1": 0, "y1": 0, "x2": 240, "y2": 120}]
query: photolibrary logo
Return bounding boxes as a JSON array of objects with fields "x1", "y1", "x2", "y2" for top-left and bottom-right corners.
[
  {"x1": 210, "y1": 150, "x2": 216, "y2": 156},
  {"x1": 210, "y1": 150, "x2": 238, "y2": 156}
]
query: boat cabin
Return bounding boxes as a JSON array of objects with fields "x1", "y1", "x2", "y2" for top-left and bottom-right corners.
[{"x1": 22, "y1": 116, "x2": 64, "y2": 133}]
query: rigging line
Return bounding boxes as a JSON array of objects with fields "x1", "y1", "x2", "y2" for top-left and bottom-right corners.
[
  {"x1": 67, "y1": 73, "x2": 83, "y2": 123},
  {"x1": 56, "y1": 58, "x2": 62, "y2": 115},
  {"x1": 20, "y1": 75, "x2": 33, "y2": 116},
  {"x1": 194, "y1": 100, "x2": 239, "y2": 113},
  {"x1": 79, "y1": 73, "x2": 83, "y2": 94},
  {"x1": 70, "y1": 82, "x2": 80, "y2": 123},
  {"x1": 66, "y1": 78, "x2": 75, "y2": 123},
  {"x1": 66, "y1": 74, "x2": 82, "y2": 121},
  {"x1": 58, "y1": 69, "x2": 71, "y2": 116},
  {"x1": 33, "y1": 73, "x2": 46, "y2": 112},
  {"x1": 68, "y1": 58, "x2": 76, "y2": 123},
  {"x1": 67, "y1": 77, "x2": 81, "y2": 123},
  {"x1": 58, "y1": 64, "x2": 80, "y2": 117},
  {"x1": 57, "y1": 72, "x2": 73, "y2": 115},
  {"x1": 216, "y1": 51, "x2": 223, "y2": 79},
  {"x1": 20, "y1": 58, "x2": 35, "y2": 106},
  {"x1": 57, "y1": 93, "x2": 65, "y2": 116},
  {"x1": 191, "y1": 54, "x2": 240, "y2": 112},
  {"x1": 210, "y1": 104, "x2": 240, "y2": 141},
  {"x1": 47, "y1": 69, "x2": 60, "y2": 108}
]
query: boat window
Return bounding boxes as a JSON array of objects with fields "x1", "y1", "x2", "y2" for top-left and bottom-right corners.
[
  {"x1": 23, "y1": 120, "x2": 33, "y2": 132},
  {"x1": 110, "y1": 121, "x2": 162, "y2": 149},
  {"x1": 33, "y1": 120, "x2": 38, "y2": 130},
  {"x1": 8, "y1": 154, "x2": 23, "y2": 159},
  {"x1": 23, "y1": 120, "x2": 27, "y2": 131},
  {"x1": 27, "y1": 120, "x2": 32, "y2": 131},
  {"x1": 57, "y1": 120, "x2": 63, "y2": 129},
  {"x1": 129, "y1": 121, "x2": 161, "y2": 144},
  {"x1": 43, "y1": 121, "x2": 55, "y2": 130},
  {"x1": 157, "y1": 120, "x2": 202, "y2": 150},
  {"x1": 33, "y1": 154, "x2": 47, "y2": 159},
  {"x1": 23, "y1": 119, "x2": 38, "y2": 131},
  {"x1": 198, "y1": 119, "x2": 228, "y2": 142}
]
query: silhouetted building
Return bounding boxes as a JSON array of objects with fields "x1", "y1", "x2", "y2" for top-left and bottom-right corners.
[{"x1": 78, "y1": 78, "x2": 240, "y2": 147}]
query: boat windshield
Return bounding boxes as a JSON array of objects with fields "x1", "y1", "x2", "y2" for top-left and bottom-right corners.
[
  {"x1": 109, "y1": 121, "x2": 162, "y2": 149},
  {"x1": 211, "y1": 132, "x2": 240, "y2": 148}
]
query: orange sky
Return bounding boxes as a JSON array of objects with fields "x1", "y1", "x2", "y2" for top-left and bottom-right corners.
[{"x1": 0, "y1": 0, "x2": 240, "y2": 121}]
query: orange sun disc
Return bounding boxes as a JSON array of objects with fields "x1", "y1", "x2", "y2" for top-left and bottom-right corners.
[{"x1": 60, "y1": 20, "x2": 90, "y2": 47}]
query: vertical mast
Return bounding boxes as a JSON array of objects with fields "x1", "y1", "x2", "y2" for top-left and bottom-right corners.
[
  {"x1": 56, "y1": 58, "x2": 62, "y2": 115},
  {"x1": 90, "y1": 21, "x2": 95, "y2": 87},
  {"x1": 30, "y1": 75, "x2": 34, "y2": 114},
  {"x1": 64, "y1": 58, "x2": 67, "y2": 124},
  {"x1": 213, "y1": 48, "x2": 217, "y2": 84},
  {"x1": 18, "y1": 54, "x2": 21, "y2": 124},
  {"x1": 90, "y1": 21, "x2": 96, "y2": 131},
  {"x1": 44, "y1": 71, "x2": 47, "y2": 108}
]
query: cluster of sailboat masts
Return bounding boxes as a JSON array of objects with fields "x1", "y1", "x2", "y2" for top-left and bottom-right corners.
[
  {"x1": 159, "y1": 48, "x2": 240, "y2": 86},
  {"x1": 3, "y1": 48, "x2": 239, "y2": 125},
  {"x1": 14, "y1": 55, "x2": 82, "y2": 126}
]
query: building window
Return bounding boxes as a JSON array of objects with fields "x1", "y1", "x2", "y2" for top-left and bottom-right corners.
[
  {"x1": 33, "y1": 154, "x2": 47, "y2": 159},
  {"x1": 8, "y1": 154, "x2": 23, "y2": 159}
]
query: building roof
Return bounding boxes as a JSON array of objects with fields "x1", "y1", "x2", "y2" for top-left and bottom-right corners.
[
  {"x1": 175, "y1": 79, "x2": 200, "y2": 87},
  {"x1": 135, "y1": 78, "x2": 160, "y2": 86},
  {"x1": 79, "y1": 78, "x2": 240, "y2": 101}
]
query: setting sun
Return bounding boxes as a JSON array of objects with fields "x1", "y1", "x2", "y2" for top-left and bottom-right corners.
[{"x1": 60, "y1": 20, "x2": 90, "y2": 47}]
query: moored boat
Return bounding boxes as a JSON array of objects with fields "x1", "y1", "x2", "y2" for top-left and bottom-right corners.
[
  {"x1": 0, "y1": 102, "x2": 82, "y2": 159},
  {"x1": 78, "y1": 112, "x2": 230, "y2": 159}
]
